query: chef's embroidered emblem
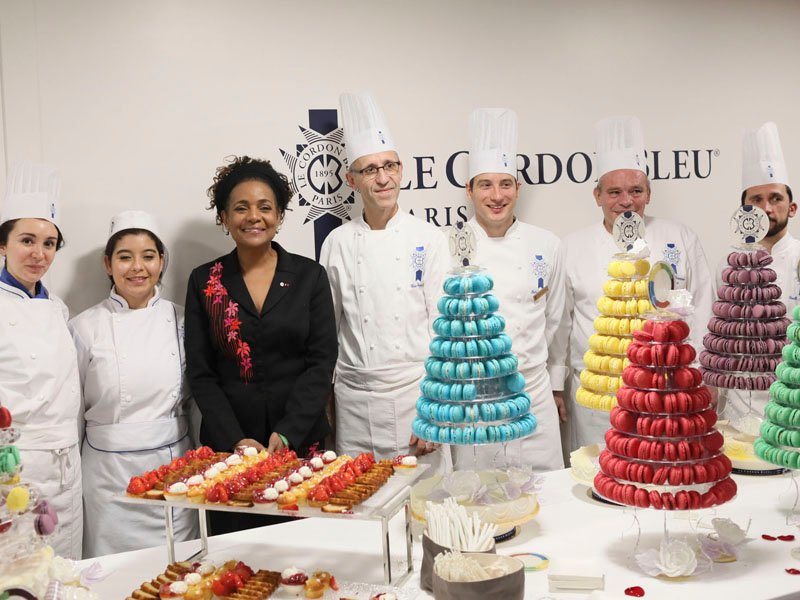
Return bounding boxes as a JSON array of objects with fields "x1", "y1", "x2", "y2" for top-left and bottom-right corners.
[
  {"x1": 410, "y1": 246, "x2": 427, "y2": 287},
  {"x1": 378, "y1": 130, "x2": 386, "y2": 145},
  {"x1": 50, "y1": 203, "x2": 56, "y2": 219},
  {"x1": 663, "y1": 243, "x2": 681, "y2": 277},
  {"x1": 501, "y1": 153, "x2": 509, "y2": 168},
  {"x1": 531, "y1": 255, "x2": 548, "y2": 292},
  {"x1": 204, "y1": 262, "x2": 252, "y2": 382}
]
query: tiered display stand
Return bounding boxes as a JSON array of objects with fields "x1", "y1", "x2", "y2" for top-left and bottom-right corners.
[
  {"x1": 118, "y1": 464, "x2": 429, "y2": 585},
  {"x1": 577, "y1": 211, "x2": 653, "y2": 413},
  {"x1": 702, "y1": 206, "x2": 790, "y2": 475}
]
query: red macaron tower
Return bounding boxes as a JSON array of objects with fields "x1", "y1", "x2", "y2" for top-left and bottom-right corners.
[
  {"x1": 576, "y1": 211, "x2": 653, "y2": 413},
  {"x1": 701, "y1": 206, "x2": 790, "y2": 475},
  {"x1": 0, "y1": 403, "x2": 64, "y2": 595},
  {"x1": 594, "y1": 265, "x2": 737, "y2": 512}
]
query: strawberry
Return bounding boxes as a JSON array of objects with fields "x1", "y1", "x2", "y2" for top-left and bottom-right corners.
[
  {"x1": 216, "y1": 484, "x2": 229, "y2": 504},
  {"x1": 233, "y1": 561, "x2": 254, "y2": 583},
  {"x1": 329, "y1": 575, "x2": 339, "y2": 591},
  {"x1": 221, "y1": 571, "x2": 243, "y2": 591},
  {"x1": 211, "y1": 579, "x2": 230, "y2": 596},
  {"x1": 0, "y1": 406, "x2": 12, "y2": 428},
  {"x1": 126, "y1": 477, "x2": 147, "y2": 495},
  {"x1": 196, "y1": 446, "x2": 214, "y2": 459}
]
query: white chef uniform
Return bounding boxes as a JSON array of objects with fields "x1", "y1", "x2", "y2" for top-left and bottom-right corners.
[
  {"x1": 450, "y1": 218, "x2": 566, "y2": 471},
  {"x1": 0, "y1": 163, "x2": 82, "y2": 559},
  {"x1": 555, "y1": 218, "x2": 713, "y2": 451},
  {"x1": 452, "y1": 107, "x2": 566, "y2": 471},
  {"x1": 321, "y1": 209, "x2": 449, "y2": 468},
  {"x1": 70, "y1": 287, "x2": 198, "y2": 558},
  {"x1": 322, "y1": 91, "x2": 451, "y2": 471},
  {"x1": 720, "y1": 121, "x2": 797, "y2": 425}
]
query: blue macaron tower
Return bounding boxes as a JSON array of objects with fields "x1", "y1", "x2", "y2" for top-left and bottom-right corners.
[{"x1": 412, "y1": 224, "x2": 537, "y2": 448}]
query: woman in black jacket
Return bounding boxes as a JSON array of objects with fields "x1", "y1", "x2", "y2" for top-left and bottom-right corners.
[{"x1": 185, "y1": 156, "x2": 337, "y2": 532}]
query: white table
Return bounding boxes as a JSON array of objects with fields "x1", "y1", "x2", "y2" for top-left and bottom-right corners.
[{"x1": 82, "y1": 469, "x2": 800, "y2": 599}]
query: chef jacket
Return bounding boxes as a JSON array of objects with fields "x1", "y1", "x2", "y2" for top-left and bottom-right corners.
[
  {"x1": 320, "y1": 208, "x2": 450, "y2": 464},
  {"x1": 320, "y1": 208, "x2": 449, "y2": 369},
  {"x1": 70, "y1": 287, "x2": 198, "y2": 557},
  {"x1": 552, "y1": 216, "x2": 714, "y2": 450},
  {"x1": 0, "y1": 279, "x2": 82, "y2": 558},
  {"x1": 451, "y1": 217, "x2": 566, "y2": 471}
]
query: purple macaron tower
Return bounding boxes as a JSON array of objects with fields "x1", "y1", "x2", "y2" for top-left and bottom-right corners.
[
  {"x1": 576, "y1": 211, "x2": 653, "y2": 412},
  {"x1": 0, "y1": 401, "x2": 60, "y2": 562},
  {"x1": 701, "y1": 206, "x2": 790, "y2": 393}
]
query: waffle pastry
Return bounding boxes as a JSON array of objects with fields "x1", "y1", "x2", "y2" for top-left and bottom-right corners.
[
  {"x1": 125, "y1": 560, "x2": 196, "y2": 599},
  {"x1": 226, "y1": 569, "x2": 281, "y2": 599},
  {"x1": 326, "y1": 460, "x2": 394, "y2": 508}
]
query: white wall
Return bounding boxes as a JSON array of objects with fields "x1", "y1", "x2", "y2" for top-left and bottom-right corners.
[{"x1": 1, "y1": 0, "x2": 799, "y2": 314}]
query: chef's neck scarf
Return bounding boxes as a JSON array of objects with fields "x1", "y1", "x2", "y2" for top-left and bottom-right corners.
[{"x1": 0, "y1": 266, "x2": 49, "y2": 299}]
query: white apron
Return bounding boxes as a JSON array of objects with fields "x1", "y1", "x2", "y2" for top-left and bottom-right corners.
[
  {"x1": 452, "y1": 363, "x2": 563, "y2": 472},
  {"x1": 334, "y1": 360, "x2": 451, "y2": 474},
  {"x1": 70, "y1": 293, "x2": 198, "y2": 558},
  {"x1": 0, "y1": 284, "x2": 82, "y2": 559}
]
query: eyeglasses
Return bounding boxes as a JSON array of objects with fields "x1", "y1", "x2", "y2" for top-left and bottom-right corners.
[{"x1": 353, "y1": 161, "x2": 402, "y2": 179}]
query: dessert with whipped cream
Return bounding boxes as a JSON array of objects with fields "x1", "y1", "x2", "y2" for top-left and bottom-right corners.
[
  {"x1": 280, "y1": 566, "x2": 308, "y2": 596},
  {"x1": 392, "y1": 455, "x2": 418, "y2": 473}
]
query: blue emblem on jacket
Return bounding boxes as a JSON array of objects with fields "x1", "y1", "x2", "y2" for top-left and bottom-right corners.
[
  {"x1": 663, "y1": 243, "x2": 681, "y2": 277},
  {"x1": 411, "y1": 246, "x2": 426, "y2": 287},
  {"x1": 531, "y1": 254, "x2": 548, "y2": 292}
]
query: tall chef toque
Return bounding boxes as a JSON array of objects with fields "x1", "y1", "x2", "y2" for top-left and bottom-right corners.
[
  {"x1": 594, "y1": 116, "x2": 647, "y2": 179},
  {"x1": 108, "y1": 210, "x2": 170, "y2": 273},
  {"x1": 468, "y1": 108, "x2": 519, "y2": 180},
  {"x1": 742, "y1": 121, "x2": 790, "y2": 191},
  {"x1": 339, "y1": 91, "x2": 397, "y2": 167},
  {"x1": 1, "y1": 162, "x2": 61, "y2": 228}
]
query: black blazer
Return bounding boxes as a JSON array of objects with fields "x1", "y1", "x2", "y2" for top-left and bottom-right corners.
[{"x1": 185, "y1": 242, "x2": 337, "y2": 452}]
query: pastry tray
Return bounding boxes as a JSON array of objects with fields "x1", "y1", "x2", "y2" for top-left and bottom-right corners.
[
  {"x1": 116, "y1": 464, "x2": 430, "y2": 521},
  {"x1": 116, "y1": 466, "x2": 430, "y2": 586}
]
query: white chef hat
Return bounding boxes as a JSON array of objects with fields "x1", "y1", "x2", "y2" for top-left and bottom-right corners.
[
  {"x1": 1, "y1": 162, "x2": 61, "y2": 229},
  {"x1": 468, "y1": 108, "x2": 519, "y2": 180},
  {"x1": 107, "y1": 210, "x2": 169, "y2": 273},
  {"x1": 741, "y1": 122, "x2": 790, "y2": 191},
  {"x1": 594, "y1": 116, "x2": 647, "y2": 179},
  {"x1": 339, "y1": 91, "x2": 397, "y2": 166}
]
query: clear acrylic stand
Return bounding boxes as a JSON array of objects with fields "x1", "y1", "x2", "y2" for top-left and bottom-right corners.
[{"x1": 117, "y1": 465, "x2": 429, "y2": 586}]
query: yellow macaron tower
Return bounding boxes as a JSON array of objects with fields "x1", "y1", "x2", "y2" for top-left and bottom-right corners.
[{"x1": 577, "y1": 211, "x2": 653, "y2": 412}]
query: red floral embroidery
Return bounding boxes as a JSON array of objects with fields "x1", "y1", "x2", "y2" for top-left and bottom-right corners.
[{"x1": 204, "y1": 261, "x2": 253, "y2": 382}]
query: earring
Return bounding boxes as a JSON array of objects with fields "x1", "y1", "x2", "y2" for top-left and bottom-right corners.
[{"x1": 222, "y1": 224, "x2": 229, "y2": 236}]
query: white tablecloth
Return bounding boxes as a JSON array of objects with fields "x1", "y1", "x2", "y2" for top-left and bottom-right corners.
[{"x1": 81, "y1": 469, "x2": 800, "y2": 599}]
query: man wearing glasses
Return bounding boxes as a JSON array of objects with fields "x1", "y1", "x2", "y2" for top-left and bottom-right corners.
[{"x1": 320, "y1": 92, "x2": 450, "y2": 471}]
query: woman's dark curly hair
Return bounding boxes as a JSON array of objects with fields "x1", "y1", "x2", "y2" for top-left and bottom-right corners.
[{"x1": 207, "y1": 156, "x2": 293, "y2": 225}]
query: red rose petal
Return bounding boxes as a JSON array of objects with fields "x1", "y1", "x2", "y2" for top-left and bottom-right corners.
[
  {"x1": 625, "y1": 586, "x2": 645, "y2": 597},
  {"x1": 786, "y1": 568, "x2": 800, "y2": 575},
  {"x1": 762, "y1": 534, "x2": 777, "y2": 541},
  {"x1": 778, "y1": 535, "x2": 796, "y2": 542}
]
